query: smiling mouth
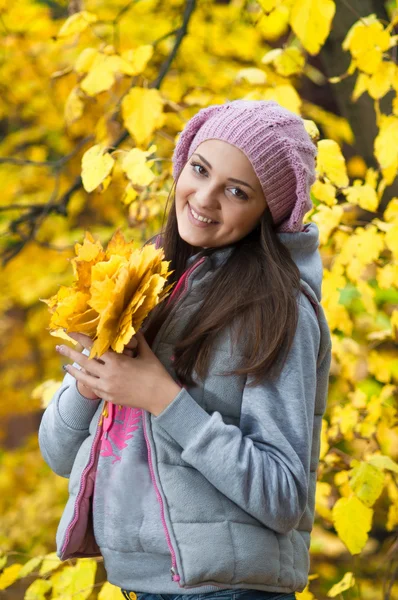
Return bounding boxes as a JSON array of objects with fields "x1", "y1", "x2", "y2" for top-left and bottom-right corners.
[{"x1": 188, "y1": 203, "x2": 219, "y2": 224}]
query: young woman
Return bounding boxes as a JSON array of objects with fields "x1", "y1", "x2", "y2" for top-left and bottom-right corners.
[{"x1": 38, "y1": 100, "x2": 332, "y2": 600}]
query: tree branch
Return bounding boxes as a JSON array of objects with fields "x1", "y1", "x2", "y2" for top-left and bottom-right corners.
[{"x1": 1, "y1": 0, "x2": 196, "y2": 265}]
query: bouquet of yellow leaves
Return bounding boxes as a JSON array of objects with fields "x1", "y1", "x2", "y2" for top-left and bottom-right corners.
[{"x1": 41, "y1": 228, "x2": 174, "y2": 358}]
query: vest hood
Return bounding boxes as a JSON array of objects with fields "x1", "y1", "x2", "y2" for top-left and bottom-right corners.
[{"x1": 186, "y1": 222, "x2": 323, "y2": 301}]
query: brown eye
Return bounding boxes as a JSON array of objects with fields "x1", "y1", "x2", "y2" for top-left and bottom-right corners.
[
  {"x1": 190, "y1": 162, "x2": 207, "y2": 176},
  {"x1": 231, "y1": 188, "x2": 248, "y2": 200}
]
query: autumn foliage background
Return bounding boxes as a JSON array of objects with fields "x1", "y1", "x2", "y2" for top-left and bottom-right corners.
[{"x1": 0, "y1": 0, "x2": 398, "y2": 598}]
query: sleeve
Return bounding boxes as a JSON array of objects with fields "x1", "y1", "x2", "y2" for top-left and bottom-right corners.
[
  {"x1": 153, "y1": 300, "x2": 320, "y2": 534},
  {"x1": 38, "y1": 348, "x2": 102, "y2": 478}
]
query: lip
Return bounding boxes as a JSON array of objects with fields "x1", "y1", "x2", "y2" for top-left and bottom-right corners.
[{"x1": 187, "y1": 202, "x2": 219, "y2": 227}]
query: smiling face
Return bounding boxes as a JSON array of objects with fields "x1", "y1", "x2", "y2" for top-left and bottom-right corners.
[{"x1": 175, "y1": 139, "x2": 268, "y2": 248}]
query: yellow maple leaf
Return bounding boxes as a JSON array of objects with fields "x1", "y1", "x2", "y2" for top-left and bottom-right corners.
[
  {"x1": 290, "y1": 0, "x2": 336, "y2": 55},
  {"x1": 332, "y1": 495, "x2": 373, "y2": 554},
  {"x1": 81, "y1": 144, "x2": 115, "y2": 193},
  {"x1": 122, "y1": 87, "x2": 165, "y2": 145}
]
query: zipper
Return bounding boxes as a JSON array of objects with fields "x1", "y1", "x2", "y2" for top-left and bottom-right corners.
[
  {"x1": 61, "y1": 403, "x2": 104, "y2": 557},
  {"x1": 142, "y1": 411, "x2": 181, "y2": 583},
  {"x1": 141, "y1": 256, "x2": 207, "y2": 586}
]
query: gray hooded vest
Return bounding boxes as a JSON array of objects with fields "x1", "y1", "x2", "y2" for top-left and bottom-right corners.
[{"x1": 38, "y1": 222, "x2": 331, "y2": 595}]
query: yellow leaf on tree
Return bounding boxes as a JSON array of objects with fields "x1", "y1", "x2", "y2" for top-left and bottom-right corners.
[
  {"x1": 64, "y1": 87, "x2": 84, "y2": 126},
  {"x1": 352, "y1": 72, "x2": 370, "y2": 101},
  {"x1": 122, "y1": 87, "x2": 165, "y2": 145},
  {"x1": 38, "y1": 552, "x2": 61, "y2": 576},
  {"x1": 342, "y1": 15, "x2": 390, "y2": 75},
  {"x1": 81, "y1": 144, "x2": 115, "y2": 193},
  {"x1": 75, "y1": 48, "x2": 98, "y2": 73},
  {"x1": 121, "y1": 147, "x2": 156, "y2": 187},
  {"x1": 257, "y1": 6, "x2": 290, "y2": 42},
  {"x1": 332, "y1": 495, "x2": 373, "y2": 554},
  {"x1": 327, "y1": 572, "x2": 355, "y2": 597},
  {"x1": 17, "y1": 556, "x2": 44, "y2": 579},
  {"x1": 80, "y1": 54, "x2": 135, "y2": 96},
  {"x1": 262, "y1": 47, "x2": 305, "y2": 76},
  {"x1": 349, "y1": 461, "x2": 385, "y2": 507},
  {"x1": 290, "y1": 0, "x2": 336, "y2": 55},
  {"x1": 384, "y1": 198, "x2": 398, "y2": 222},
  {"x1": 315, "y1": 481, "x2": 333, "y2": 521},
  {"x1": 98, "y1": 580, "x2": 125, "y2": 599},
  {"x1": 50, "y1": 560, "x2": 96, "y2": 600},
  {"x1": 316, "y1": 139, "x2": 349, "y2": 187},
  {"x1": 367, "y1": 454, "x2": 398, "y2": 473},
  {"x1": 24, "y1": 578, "x2": 52, "y2": 599},
  {"x1": 311, "y1": 179, "x2": 336, "y2": 206},
  {"x1": 368, "y1": 61, "x2": 395, "y2": 99},
  {"x1": 311, "y1": 204, "x2": 344, "y2": 245},
  {"x1": 236, "y1": 68, "x2": 267, "y2": 85},
  {"x1": 0, "y1": 564, "x2": 23, "y2": 590},
  {"x1": 374, "y1": 115, "x2": 398, "y2": 185},
  {"x1": 263, "y1": 84, "x2": 301, "y2": 114},
  {"x1": 121, "y1": 45, "x2": 154, "y2": 75},
  {"x1": 385, "y1": 223, "x2": 398, "y2": 258},
  {"x1": 57, "y1": 11, "x2": 97, "y2": 38},
  {"x1": 343, "y1": 180, "x2": 379, "y2": 212},
  {"x1": 31, "y1": 379, "x2": 63, "y2": 409}
]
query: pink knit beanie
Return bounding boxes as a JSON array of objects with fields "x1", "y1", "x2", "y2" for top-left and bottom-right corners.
[{"x1": 172, "y1": 99, "x2": 317, "y2": 233}]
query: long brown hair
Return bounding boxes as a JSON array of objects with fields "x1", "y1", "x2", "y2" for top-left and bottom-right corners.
[{"x1": 143, "y1": 179, "x2": 302, "y2": 388}]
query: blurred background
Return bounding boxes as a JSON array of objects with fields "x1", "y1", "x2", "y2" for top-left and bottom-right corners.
[{"x1": 0, "y1": 0, "x2": 397, "y2": 598}]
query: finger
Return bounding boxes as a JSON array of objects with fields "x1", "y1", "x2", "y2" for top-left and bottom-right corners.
[
  {"x1": 134, "y1": 331, "x2": 151, "y2": 356},
  {"x1": 67, "y1": 332, "x2": 94, "y2": 349},
  {"x1": 56, "y1": 344, "x2": 102, "y2": 376},
  {"x1": 81, "y1": 365, "x2": 98, "y2": 378},
  {"x1": 125, "y1": 336, "x2": 138, "y2": 350},
  {"x1": 124, "y1": 347, "x2": 138, "y2": 358},
  {"x1": 64, "y1": 363, "x2": 103, "y2": 395}
]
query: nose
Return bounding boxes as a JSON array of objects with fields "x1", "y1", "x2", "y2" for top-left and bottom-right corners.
[{"x1": 193, "y1": 182, "x2": 221, "y2": 212}]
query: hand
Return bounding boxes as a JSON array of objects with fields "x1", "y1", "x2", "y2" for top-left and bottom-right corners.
[
  {"x1": 56, "y1": 332, "x2": 181, "y2": 416},
  {"x1": 75, "y1": 336, "x2": 139, "y2": 400}
]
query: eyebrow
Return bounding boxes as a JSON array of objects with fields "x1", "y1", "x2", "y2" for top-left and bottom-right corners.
[{"x1": 192, "y1": 153, "x2": 255, "y2": 192}]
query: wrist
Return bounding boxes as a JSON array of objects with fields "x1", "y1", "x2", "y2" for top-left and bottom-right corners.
[{"x1": 77, "y1": 380, "x2": 100, "y2": 400}]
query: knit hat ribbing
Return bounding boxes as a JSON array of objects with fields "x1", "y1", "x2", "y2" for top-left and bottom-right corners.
[{"x1": 172, "y1": 100, "x2": 317, "y2": 233}]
